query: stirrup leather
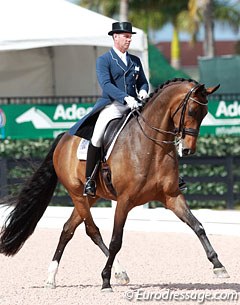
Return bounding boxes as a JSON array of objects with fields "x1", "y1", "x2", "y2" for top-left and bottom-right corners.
[{"x1": 83, "y1": 178, "x2": 96, "y2": 197}]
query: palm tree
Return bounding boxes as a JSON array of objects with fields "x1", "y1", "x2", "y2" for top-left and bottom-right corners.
[
  {"x1": 80, "y1": 0, "x2": 189, "y2": 69},
  {"x1": 119, "y1": 0, "x2": 128, "y2": 21},
  {"x1": 80, "y1": 0, "x2": 239, "y2": 64},
  {"x1": 187, "y1": 0, "x2": 240, "y2": 57},
  {"x1": 199, "y1": 0, "x2": 215, "y2": 57},
  {"x1": 130, "y1": 0, "x2": 189, "y2": 69}
]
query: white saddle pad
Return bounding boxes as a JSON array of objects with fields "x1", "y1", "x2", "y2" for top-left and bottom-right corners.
[{"x1": 77, "y1": 111, "x2": 132, "y2": 160}]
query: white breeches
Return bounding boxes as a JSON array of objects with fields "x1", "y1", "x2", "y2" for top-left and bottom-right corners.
[{"x1": 91, "y1": 101, "x2": 129, "y2": 147}]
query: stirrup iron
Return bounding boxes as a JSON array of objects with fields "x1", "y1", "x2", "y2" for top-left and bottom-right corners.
[
  {"x1": 83, "y1": 160, "x2": 100, "y2": 197},
  {"x1": 83, "y1": 178, "x2": 96, "y2": 197}
]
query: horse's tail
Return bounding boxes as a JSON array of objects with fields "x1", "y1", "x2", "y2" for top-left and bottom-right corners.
[{"x1": 0, "y1": 132, "x2": 65, "y2": 256}]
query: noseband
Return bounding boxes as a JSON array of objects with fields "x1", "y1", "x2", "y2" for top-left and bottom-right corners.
[{"x1": 172, "y1": 84, "x2": 207, "y2": 138}]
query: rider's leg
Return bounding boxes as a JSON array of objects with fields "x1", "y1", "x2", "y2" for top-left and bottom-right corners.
[
  {"x1": 84, "y1": 101, "x2": 127, "y2": 197},
  {"x1": 83, "y1": 143, "x2": 101, "y2": 197}
]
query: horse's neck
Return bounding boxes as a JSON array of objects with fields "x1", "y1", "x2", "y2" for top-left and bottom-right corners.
[
  {"x1": 114, "y1": 89, "x2": 177, "y2": 159},
  {"x1": 141, "y1": 94, "x2": 175, "y2": 140},
  {"x1": 118, "y1": 95, "x2": 175, "y2": 157}
]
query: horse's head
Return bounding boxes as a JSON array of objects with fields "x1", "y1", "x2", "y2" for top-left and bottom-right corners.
[{"x1": 171, "y1": 80, "x2": 220, "y2": 156}]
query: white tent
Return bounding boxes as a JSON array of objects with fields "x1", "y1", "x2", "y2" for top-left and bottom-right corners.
[{"x1": 0, "y1": 0, "x2": 149, "y2": 97}]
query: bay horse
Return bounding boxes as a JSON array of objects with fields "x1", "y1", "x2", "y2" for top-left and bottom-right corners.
[{"x1": 0, "y1": 78, "x2": 229, "y2": 291}]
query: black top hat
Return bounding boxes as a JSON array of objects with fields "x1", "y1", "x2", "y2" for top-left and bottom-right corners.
[{"x1": 108, "y1": 22, "x2": 136, "y2": 36}]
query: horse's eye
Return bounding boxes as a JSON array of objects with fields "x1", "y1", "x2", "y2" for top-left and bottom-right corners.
[{"x1": 188, "y1": 108, "x2": 196, "y2": 117}]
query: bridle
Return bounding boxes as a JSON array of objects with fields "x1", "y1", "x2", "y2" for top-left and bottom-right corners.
[
  {"x1": 172, "y1": 83, "x2": 207, "y2": 138},
  {"x1": 133, "y1": 83, "x2": 208, "y2": 145}
]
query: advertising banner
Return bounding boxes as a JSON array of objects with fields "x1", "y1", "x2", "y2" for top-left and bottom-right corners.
[
  {"x1": 0, "y1": 104, "x2": 93, "y2": 139},
  {"x1": 201, "y1": 99, "x2": 240, "y2": 136},
  {"x1": 1, "y1": 99, "x2": 240, "y2": 139}
]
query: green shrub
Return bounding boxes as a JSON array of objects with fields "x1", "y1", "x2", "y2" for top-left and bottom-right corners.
[{"x1": 1, "y1": 135, "x2": 240, "y2": 209}]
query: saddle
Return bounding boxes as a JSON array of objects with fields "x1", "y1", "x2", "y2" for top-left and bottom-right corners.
[
  {"x1": 102, "y1": 113, "x2": 128, "y2": 156},
  {"x1": 100, "y1": 112, "x2": 131, "y2": 197}
]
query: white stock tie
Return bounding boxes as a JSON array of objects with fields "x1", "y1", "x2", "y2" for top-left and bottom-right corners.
[{"x1": 121, "y1": 54, "x2": 127, "y2": 66}]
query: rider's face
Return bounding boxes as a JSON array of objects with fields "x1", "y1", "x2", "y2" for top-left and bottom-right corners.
[{"x1": 113, "y1": 33, "x2": 132, "y2": 53}]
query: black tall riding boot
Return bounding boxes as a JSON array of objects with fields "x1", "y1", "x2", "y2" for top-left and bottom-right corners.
[{"x1": 83, "y1": 142, "x2": 101, "y2": 197}]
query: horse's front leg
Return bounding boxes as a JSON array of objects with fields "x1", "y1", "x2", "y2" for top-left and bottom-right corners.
[
  {"x1": 101, "y1": 203, "x2": 129, "y2": 292},
  {"x1": 83, "y1": 209, "x2": 130, "y2": 285},
  {"x1": 166, "y1": 194, "x2": 229, "y2": 278}
]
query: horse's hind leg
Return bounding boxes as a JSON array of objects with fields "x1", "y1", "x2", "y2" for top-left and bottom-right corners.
[
  {"x1": 46, "y1": 198, "x2": 129, "y2": 288},
  {"x1": 46, "y1": 207, "x2": 83, "y2": 288},
  {"x1": 167, "y1": 195, "x2": 229, "y2": 278},
  {"x1": 74, "y1": 194, "x2": 129, "y2": 285}
]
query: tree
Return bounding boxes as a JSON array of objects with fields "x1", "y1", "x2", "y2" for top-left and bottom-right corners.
[
  {"x1": 187, "y1": 0, "x2": 240, "y2": 57},
  {"x1": 130, "y1": 0, "x2": 189, "y2": 69},
  {"x1": 119, "y1": 0, "x2": 128, "y2": 21},
  {"x1": 80, "y1": 0, "x2": 189, "y2": 69},
  {"x1": 80, "y1": 0, "x2": 240, "y2": 64},
  {"x1": 200, "y1": 0, "x2": 215, "y2": 57}
]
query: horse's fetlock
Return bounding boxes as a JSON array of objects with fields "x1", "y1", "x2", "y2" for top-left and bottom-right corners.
[
  {"x1": 101, "y1": 267, "x2": 111, "y2": 281},
  {"x1": 207, "y1": 250, "x2": 218, "y2": 261}
]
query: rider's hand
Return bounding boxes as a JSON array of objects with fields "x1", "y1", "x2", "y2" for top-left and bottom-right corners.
[
  {"x1": 138, "y1": 89, "x2": 149, "y2": 100},
  {"x1": 124, "y1": 96, "x2": 139, "y2": 110}
]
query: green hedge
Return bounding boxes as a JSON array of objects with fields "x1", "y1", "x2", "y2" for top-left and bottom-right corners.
[
  {"x1": 2, "y1": 135, "x2": 240, "y2": 158},
  {"x1": 1, "y1": 135, "x2": 240, "y2": 209}
]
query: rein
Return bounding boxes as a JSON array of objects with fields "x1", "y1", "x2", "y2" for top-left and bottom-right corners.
[
  {"x1": 133, "y1": 110, "x2": 177, "y2": 145},
  {"x1": 133, "y1": 83, "x2": 207, "y2": 146}
]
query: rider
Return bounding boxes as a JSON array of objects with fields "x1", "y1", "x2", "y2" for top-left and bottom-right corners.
[
  {"x1": 69, "y1": 21, "x2": 149, "y2": 197},
  {"x1": 69, "y1": 21, "x2": 186, "y2": 197}
]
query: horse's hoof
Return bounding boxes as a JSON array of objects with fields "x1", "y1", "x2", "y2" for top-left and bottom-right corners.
[
  {"x1": 101, "y1": 287, "x2": 113, "y2": 293},
  {"x1": 45, "y1": 281, "x2": 56, "y2": 289},
  {"x1": 213, "y1": 267, "x2": 230, "y2": 278},
  {"x1": 114, "y1": 271, "x2": 130, "y2": 285}
]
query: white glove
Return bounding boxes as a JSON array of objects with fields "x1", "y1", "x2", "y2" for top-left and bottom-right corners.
[
  {"x1": 124, "y1": 96, "x2": 139, "y2": 110},
  {"x1": 138, "y1": 89, "x2": 149, "y2": 100}
]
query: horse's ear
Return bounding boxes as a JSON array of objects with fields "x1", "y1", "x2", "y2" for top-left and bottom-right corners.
[
  {"x1": 206, "y1": 84, "x2": 220, "y2": 95},
  {"x1": 194, "y1": 84, "x2": 205, "y2": 94}
]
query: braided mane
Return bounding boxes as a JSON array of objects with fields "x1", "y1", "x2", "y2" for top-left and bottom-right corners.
[{"x1": 147, "y1": 78, "x2": 199, "y2": 101}]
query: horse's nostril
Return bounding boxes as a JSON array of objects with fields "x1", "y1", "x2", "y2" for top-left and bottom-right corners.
[{"x1": 182, "y1": 148, "x2": 194, "y2": 156}]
